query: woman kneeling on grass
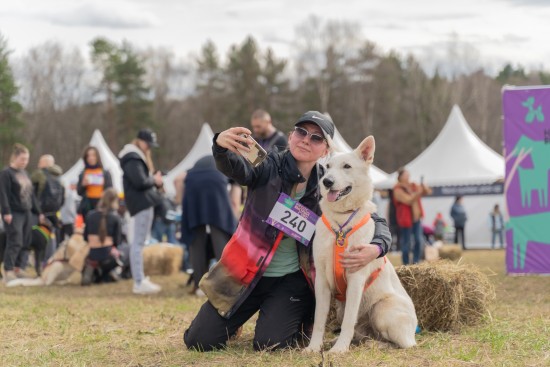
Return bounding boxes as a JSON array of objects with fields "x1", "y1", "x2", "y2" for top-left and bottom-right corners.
[
  {"x1": 81, "y1": 188, "x2": 122, "y2": 285},
  {"x1": 184, "y1": 111, "x2": 391, "y2": 351}
]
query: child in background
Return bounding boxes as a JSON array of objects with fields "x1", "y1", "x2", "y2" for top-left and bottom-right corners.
[{"x1": 433, "y1": 212, "x2": 446, "y2": 241}]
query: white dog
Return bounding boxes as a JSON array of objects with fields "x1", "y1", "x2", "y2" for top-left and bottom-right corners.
[
  {"x1": 6, "y1": 234, "x2": 89, "y2": 287},
  {"x1": 305, "y1": 136, "x2": 417, "y2": 353}
]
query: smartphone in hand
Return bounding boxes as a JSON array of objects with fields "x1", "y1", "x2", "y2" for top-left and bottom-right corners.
[{"x1": 237, "y1": 134, "x2": 268, "y2": 167}]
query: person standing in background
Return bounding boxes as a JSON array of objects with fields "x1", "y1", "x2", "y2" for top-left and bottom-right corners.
[
  {"x1": 180, "y1": 155, "x2": 238, "y2": 296},
  {"x1": 31, "y1": 154, "x2": 65, "y2": 255},
  {"x1": 489, "y1": 204, "x2": 504, "y2": 249},
  {"x1": 77, "y1": 146, "x2": 113, "y2": 219},
  {"x1": 393, "y1": 168, "x2": 431, "y2": 265},
  {"x1": 250, "y1": 109, "x2": 288, "y2": 153},
  {"x1": 0, "y1": 144, "x2": 44, "y2": 283},
  {"x1": 433, "y1": 212, "x2": 446, "y2": 241},
  {"x1": 450, "y1": 196, "x2": 467, "y2": 250},
  {"x1": 119, "y1": 128, "x2": 163, "y2": 295},
  {"x1": 151, "y1": 184, "x2": 178, "y2": 244}
]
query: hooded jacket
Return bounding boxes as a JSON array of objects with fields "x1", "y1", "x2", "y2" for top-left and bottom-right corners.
[
  {"x1": 118, "y1": 144, "x2": 160, "y2": 216},
  {"x1": 199, "y1": 135, "x2": 391, "y2": 318},
  {"x1": 180, "y1": 156, "x2": 238, "y2": 245}
]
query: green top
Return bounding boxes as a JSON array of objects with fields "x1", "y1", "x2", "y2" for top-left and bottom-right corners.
[{"x1": 263, "y1": 188, "x2": 305, "y2": 277}]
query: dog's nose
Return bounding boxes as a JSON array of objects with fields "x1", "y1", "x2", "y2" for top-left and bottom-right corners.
[{"x1": 323, "y1": 177, "x2": 334, "y2": 188}]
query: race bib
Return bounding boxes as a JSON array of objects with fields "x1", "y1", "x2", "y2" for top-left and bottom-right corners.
[
  {"x1": 86, "y1": 173, "x2": 104, "y2": 186},
  {"x1": 266, "y1": 193, "x2": 319, "y2": 246}
]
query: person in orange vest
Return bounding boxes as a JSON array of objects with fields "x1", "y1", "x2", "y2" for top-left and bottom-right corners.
[
  {"x1": 77, "y1": 146, "x2": 113, "y2": 219},
  {"x1": 392, "y1": 168, "x2": 431, "y2": 265}
]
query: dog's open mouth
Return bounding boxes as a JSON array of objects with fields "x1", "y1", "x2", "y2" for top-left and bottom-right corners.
[{"x1": 326, "y1": 186, "x2": 352, "y2": 202}]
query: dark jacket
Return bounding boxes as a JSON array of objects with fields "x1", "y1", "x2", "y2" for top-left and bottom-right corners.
[
  {"x1": 118, "y1": 144, "x2": 160, "y2": 216},
  {"x1": 199, "y1": 135, "x2": 391, "y2": 318},
  {"x1": 180, "y1": 156, "x2": 238, "y2": 245},
  {"x1": 0, "y1": 167, "x2": 41, "y2": 215},
  {"x1": 450, "y1": 203, "x2": 467, "y2": 227}
]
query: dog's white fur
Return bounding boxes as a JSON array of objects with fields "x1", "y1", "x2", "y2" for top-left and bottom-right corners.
[
  {"x1": 6, "y1": 234, "x2": 88, "y2": 287},
  {"x1": 305, "y1": 136, "x2": 417, "y2": 353}
]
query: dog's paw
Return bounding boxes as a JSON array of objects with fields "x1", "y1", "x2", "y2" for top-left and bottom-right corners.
[
  {"x1": 328, "y1": 342, "x2": 350, "y2": 354},
  {"x1": 303, "y1": 344, "x2": 322, "y2": 354}
]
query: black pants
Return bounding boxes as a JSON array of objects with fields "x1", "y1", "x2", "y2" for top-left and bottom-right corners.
[
  {"x1": 3, "y1": 211, "x2": 32, "y2": 271},
  {"x1": 455, "y1": 226, "x2": 466, "y2": 250},
  {"x1": 189, "y1": 225, "x2": 230, "y2": 288},
  {"x1": 60, "y1": 223, "x2": 74, "y2": 242},
  {"x1": 184, "y1": 271, "x2": 314, "y2": 351}
]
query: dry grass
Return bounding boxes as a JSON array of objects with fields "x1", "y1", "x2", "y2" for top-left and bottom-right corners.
[{"x1": 1, "y1": 250, "x2": 549, "y2": 367}]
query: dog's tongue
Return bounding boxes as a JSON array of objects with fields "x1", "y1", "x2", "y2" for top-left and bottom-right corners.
[{"x1": 327, "y1": 190, "x2": 340, "y2": 202}]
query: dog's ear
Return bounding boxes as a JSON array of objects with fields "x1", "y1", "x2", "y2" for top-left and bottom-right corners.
[{"x1": 355, "y1": 136, "x2": 375, "y2": 163}]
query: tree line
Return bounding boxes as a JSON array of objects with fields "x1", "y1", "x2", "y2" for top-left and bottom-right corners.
[{"x1": 1, "y1": 18, "x2": 548, "y2": 174}]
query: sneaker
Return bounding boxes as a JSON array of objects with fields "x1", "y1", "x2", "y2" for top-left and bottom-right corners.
[
  {"x1": 3, "y1": 271, "x2": 17, "y2": 284},
  {"x1": 133, "y1": 277, "x2": 161, "y2": 295}
]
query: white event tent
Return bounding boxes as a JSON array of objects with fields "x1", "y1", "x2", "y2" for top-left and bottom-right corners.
[
  {"x1": 163, "y1": 123, "x2": 215, "y2": 198},
  {"x1": 376, "y1": 105, "x2": 505, "y2": 248},
  {"x1": 61, "y1": 130, "x2": 123, "y2": 192}
]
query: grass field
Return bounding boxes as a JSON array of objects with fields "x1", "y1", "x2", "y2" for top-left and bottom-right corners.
[{"x1": 1, "y1": 250, "x2": 549, "y2": 367}]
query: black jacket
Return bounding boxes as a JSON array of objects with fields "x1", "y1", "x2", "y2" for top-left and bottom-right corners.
[
  {"x1": 0, "y1": 167, "x2": 41, "y2": 215},
  {"x1": 118, "y1": 144, "x2": 160, "y2": 216}
]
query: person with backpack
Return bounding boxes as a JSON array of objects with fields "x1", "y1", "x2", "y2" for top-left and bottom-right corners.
[
  {"x1": 31, "y1": 154, "x2": 65, "y2": 255},
  {"x1": 0, "y1": 144, "x2": 44, "y2": 283},
  {"x1": 250, "y1": 109, "x2": 288, "y2": 153},
  {"x1": 151, "y1": 184, "x2": 178, "y2": 244},
  {"x1": 77, "y1": 146, "x2": 113, "y2": 220}
]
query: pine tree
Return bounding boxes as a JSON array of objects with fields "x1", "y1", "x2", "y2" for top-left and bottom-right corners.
[{"x1": 0, "y1": 34, "x2": 24, "y2": 164}]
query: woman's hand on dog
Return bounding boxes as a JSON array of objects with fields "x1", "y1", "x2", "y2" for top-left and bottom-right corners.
[{"x1": 339, "y1": 244, "x2": 381, "y2": 273}]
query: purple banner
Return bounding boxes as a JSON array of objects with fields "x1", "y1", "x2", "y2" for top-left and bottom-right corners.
[{"x1": 502, "y1": 86, "x2": 550, "y2": 274}]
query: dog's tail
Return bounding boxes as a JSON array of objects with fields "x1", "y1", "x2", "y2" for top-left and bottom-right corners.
[{"x1": 5, "y1": 277, "x2": 45, "y2": 287}]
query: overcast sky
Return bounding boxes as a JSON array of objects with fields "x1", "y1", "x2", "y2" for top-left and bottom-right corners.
[{"x1": 1, "y1": 0, "x2": 549, "y2": 74}]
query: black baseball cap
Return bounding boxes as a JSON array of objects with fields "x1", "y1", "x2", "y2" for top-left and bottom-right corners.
[
  {"x1": 137, "y1": 128, "x2": 159, "y2": 148},
  {"x1": 295, "y1": 111, "x2": 335, "y2": 139}
]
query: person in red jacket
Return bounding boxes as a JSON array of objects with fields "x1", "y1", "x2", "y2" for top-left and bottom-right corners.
[{"x1": 392, "y1": 168, "x2": 431, "y2": 265}]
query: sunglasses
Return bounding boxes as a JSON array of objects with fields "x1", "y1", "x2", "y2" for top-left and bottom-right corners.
[{"x1": 294, "y1": 126, "x2": 326, "y2": 145}]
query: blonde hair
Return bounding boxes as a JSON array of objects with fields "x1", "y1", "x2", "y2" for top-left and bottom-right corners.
[{"x1": 132, "y1": 138, "x2": 155, "y2": 173}]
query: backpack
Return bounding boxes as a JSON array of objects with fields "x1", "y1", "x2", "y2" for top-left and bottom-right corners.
[{"x1": 40, "y1": 170, "x2": 65, "y2": 214}]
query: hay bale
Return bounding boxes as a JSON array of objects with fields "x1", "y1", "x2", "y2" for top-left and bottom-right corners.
[
  {"x1": 143, "y1": 243, "x2": 183, "y2": 276},
  {"x1": 396, "y1": 261, "x2": 495, "y2": 332},
  {"x1": 438, "y1": 244, "x2": 462, "y2": 261}
]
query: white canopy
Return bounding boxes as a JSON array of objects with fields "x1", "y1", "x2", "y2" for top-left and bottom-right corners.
[
  {"x1": 61, "y1": 130, "x2": 123, "y2": 192},
  {"x1": 163, "y1": 123, "x2": 215, "y2": 198},
  {"x1": 332, "y1": 127, "x2": 389, "y2": 185},
  {"x1": 377, "y1": 105, "x2": 504, "y2": 189}
]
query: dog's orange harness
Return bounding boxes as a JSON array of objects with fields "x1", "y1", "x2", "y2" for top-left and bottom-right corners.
[{"x1": 321, "y1": 212, "x2": 386, "y2": 302}]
